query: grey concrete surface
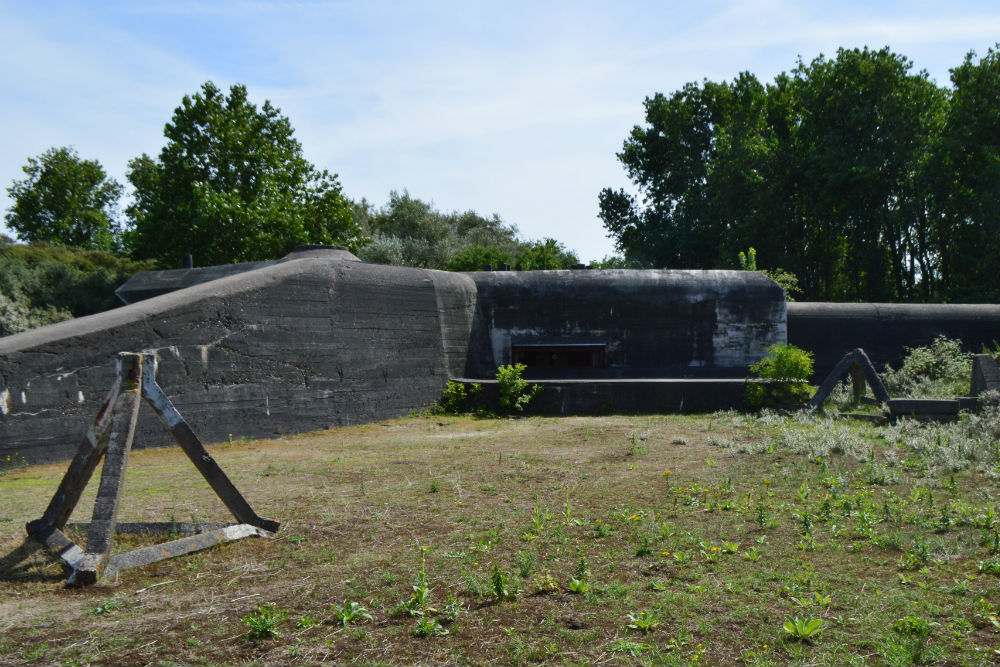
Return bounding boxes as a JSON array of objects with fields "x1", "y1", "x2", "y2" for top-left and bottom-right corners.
[
  {"x1": 465, "y1": 269, "x2": 786, "y2": 378},
  {"x1": 972, "y1": 354, "x2": 1000, "y2": 395},
  {"x1": 2, "y1": 249, "x2": 476, "y2": 463},
  {"x1": 787, "y1": 302, "x2": 1000, "y2": 378}
]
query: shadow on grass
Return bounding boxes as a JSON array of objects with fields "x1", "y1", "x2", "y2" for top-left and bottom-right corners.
[{"x1": 0, "y1": 538, "x2": 67, "y2": 583}]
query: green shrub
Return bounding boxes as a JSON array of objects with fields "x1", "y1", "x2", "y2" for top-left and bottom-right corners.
[
  {"x1": 496, "y1": 363, "x2": 542, "y2": 414},
  {"x1": 436, "y1": 380, "x2": 482, "y2": 414},
  {"x1": 0, "y1": 243, "x2": 154, "y2": 335},
  {"x1": 882, "y1": 335, "x2": 972, "y2": 398},
  {"x1": 745, "y1": 343, "x2": 814, "y2": 408}
]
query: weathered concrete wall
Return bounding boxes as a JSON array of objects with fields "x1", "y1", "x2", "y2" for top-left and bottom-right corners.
[
  {"x1": 787, "y1": 303, "x2": 1000, "y2": 378},
  {"x1": 1, "y1": 250, "x2": 477, "y2": 464},
  {"x1": 465, "y1": 270, "x2": 787, "y2": 378}
]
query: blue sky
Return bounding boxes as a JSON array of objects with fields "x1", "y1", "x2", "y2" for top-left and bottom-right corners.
[{"x1": 2, "y1": 1, "x2": 999, "y2": 262}]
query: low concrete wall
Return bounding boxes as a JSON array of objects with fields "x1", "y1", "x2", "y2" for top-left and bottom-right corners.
[
  {"x1": 788, "y1": 303, "x2": 1000, "y2": 378},
  {"x1": 0, "y1": 252, "x2": 477, "y2": 463},
  {"x1": 461, "y1": 378, "x2": 749, "y2": 414}
]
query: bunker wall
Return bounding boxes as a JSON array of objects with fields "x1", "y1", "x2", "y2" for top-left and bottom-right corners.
[
  {"x1": 787, "y1": 302, "x2": 1000, "y2": 379},
  {"x1": 0, "y1": 258, "x2": 477, "y2": 464},
  {"x1": 465, "y1": 269, "x2": 787, "y2": 378}
]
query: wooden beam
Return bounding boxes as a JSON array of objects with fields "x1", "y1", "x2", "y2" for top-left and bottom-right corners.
[
  {"x1": 140, "y1": 356, "x2": 279, "y2": 533},
  {"x1": 26, "y1": 362, "x2": 123, "y2": 537},
  {"x1": 104, "y1": 524, "x2": 273, "y2": 579},
  {"x1": 72, "y1": 354, "x2": 143, "y2": 586}
]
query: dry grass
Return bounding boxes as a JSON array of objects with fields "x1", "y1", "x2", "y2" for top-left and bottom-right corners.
[{"x1": 2, "y1": 411, "x2": 1000, "y2": 666}]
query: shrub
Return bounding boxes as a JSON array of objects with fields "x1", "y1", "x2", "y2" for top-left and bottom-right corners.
[
  {"x1": 882, "y1": 335, "x2": 972, "y2": 398},
  {"x1": 0, "y1": 243, "x2": 153, "y2": 335},
  {"x1": 436, "y1": 380, "x2": 481, "y2": 414},
  {"x1": 496, "y1": 363, "x2": 542, "y2": 414},
  {"x1": 745, "y1": 344, "x2": 814, "y2": 408}
]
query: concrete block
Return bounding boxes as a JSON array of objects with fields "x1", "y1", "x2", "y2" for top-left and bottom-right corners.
[{"x1": 971, "y1": 354, "x2": 1000, "y2": 395}]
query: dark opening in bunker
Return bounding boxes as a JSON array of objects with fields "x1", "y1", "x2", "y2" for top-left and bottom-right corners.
[{"x1": 512, "y1": 344, "x2": 606, "y2": 369}]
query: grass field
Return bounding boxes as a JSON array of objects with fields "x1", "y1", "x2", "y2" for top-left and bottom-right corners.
[{"x1": 2, "y1": 402, "x2": 1000, "y2": 666}]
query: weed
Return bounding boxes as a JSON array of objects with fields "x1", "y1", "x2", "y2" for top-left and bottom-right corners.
[
  {"x1": 331, "y1": 600, "x2": 372, "y2": 629},
  {"x1": 626, "y1": 430, "x2": 646, "y2": 456},
  {"x1": 606, "y1": 639, "x2": 652, "y2": 656},
  {"x1": 782, "y1": 615, "x2": 824, "y2": 642},
  {"x1": 515, "y1": 550, "x2": 535, "y2": 578},
  {"x1": 413, "y1": 617, "x2": 448, "y2": 638},
  {"x1": 242, "y1": 603, "x2": 285, "y2": 640},
  {"x1": 441, "y1": 594, "x2": 463, "y2": 624},
  {"x1": 491, "y1": 563, "x2": 520, "y2": 601},
  {"x1": 532, "y1": 570, "x2": 559, "y2": 594},
  {"x1": 892, "y1": 615, "x2": 939, "y2": 664},
  {"x1": 626, "y1": 610, "x2": 661, "y2": 633},
  {"x1": 296, "y1": 614, "x2": 321, "y2": 630},
  {"x1": 635, "y1": 535, "x2": 654, "y2": 557},
  {"x1": 882, "y1": 336, "x2": 972, "y2": 399},
  {"x1": 91, "y1": 599, "x2": 120, "y2": 615},
  {"x1": 976, "y1": 556, "x2": 1000, "y2": 576},
  {"x1": 568, "y1": 578, "x2": 591, "y2": 595}
]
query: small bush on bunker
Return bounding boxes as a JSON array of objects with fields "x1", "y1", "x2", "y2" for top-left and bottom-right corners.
[
  {"x1": 496, "y1": 363, "x2": 542, "y2": 414},
  {"x1": 745, "y1": 344, "x2": 814, "y2": 408},
  {"x1": 436, "y1": 380, "x2": 481, "y2": 414},
  {"x1": 882, "y1": 335, "x2": 972, "y2": 399}
]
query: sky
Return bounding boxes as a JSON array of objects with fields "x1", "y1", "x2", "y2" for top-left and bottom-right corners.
[{"x1": 2, "y1": 1, "x2": 999, "y2": 263}]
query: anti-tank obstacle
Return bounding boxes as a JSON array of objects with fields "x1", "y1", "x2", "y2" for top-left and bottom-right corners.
[{"x1": 25, "y1": 352, "x2": 279, "y2": 586}]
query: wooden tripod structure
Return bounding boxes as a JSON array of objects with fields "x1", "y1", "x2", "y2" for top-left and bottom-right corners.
[{"x1": 25, "y1": 352, "x2": 279, "y2": 586}]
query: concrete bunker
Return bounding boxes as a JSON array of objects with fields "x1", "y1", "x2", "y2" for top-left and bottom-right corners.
[{"x1": 4, "y1": 244, "x2": 1000, "y2": 464}]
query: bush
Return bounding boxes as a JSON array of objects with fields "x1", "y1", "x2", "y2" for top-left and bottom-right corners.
[
  {"x1": 745, "y1": 343, "x2": 814, "y2": 408},
  {"x1": 882, "y1": 336, "x2": 972, "y2": 398},
  {"x1": 496, "y1": 363, "x2": 542, "y2": 414},
  {"x1": 436, "y1": 380, "x2": 482, "y2": 414},
  {"x1": 0, "y1": 243, "x2": 153, "y2": 335}
]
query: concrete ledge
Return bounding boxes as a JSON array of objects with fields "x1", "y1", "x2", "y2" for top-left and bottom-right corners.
[{"x1": 455, "y1": 378, "x2": 748, "y2": 414}]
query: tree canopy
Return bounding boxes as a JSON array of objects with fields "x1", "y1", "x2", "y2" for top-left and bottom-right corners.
[
  {"x1": 600, "y1": 45, "x2": 1000, "y2": 302},
  {"x1": 125, "y1": 82, "x2": 362, "y2": 267},
  {"x1": 5, "y1": 146, "x2": 123, "y2": 252},
  {"x1": 355, "y1": 191, "x2": 579, "y2": 271}
]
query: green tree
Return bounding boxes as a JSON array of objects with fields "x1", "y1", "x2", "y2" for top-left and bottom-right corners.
[
  {"x1": 514, "y1": 238, "x2": 579, "y2": 270},
  {"x1": 125, "y1": 81, "x2": 361, "y2": 267},
  {"x1": 930, "y1": 45, "x2": 1000, "y2": 301},
  {"x1": 600, "y1": 47, "x2": 948, "y2": 302},
  {"x1": 5, "y1": 147, "x2": 123, "y2": 251},
  {"x1": 357, "y1": 191, "x2": 522, "y2": 269},
  {"x1": 444, "y1": 245, "x2": 514, "y2": 271}
]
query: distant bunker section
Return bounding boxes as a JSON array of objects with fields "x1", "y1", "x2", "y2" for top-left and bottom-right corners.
[
  {"x1": 463, "y1": 269, "x2": 786, "y2": 379},
  {"x1": 787, "y1": 302, "x2": 1000, "y2": 378}
]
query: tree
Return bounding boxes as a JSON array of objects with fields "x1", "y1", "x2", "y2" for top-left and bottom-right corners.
[
  {"x1": 600, "y1": 47, "x2": 948, "y2": 302},
  {"x1": 514, "y1": 238, "x2": 579, "y2": 270},
  {"x1": 930, "y1": 45, "x2": 1000, "y2": 301},
  {"x1": 5, "y1": 147, "x2": 123, "y2": 251},
  {"x1": 356, "y1": 191, "x2": 522, "y2": 269},
  {"x1": 125, "y1": 82, "x2": 362, "y2": 267},
  {"x1": 444, "y1": 245, "x2": 514, "y2": 271}
]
